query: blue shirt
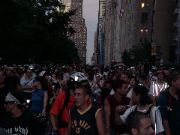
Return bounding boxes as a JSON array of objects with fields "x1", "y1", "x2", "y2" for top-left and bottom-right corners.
[{"x1": 31, "y1": 89, "x2": 44, "y2": 113}]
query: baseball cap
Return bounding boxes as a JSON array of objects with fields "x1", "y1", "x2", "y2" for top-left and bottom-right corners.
[{"x1": 4, "y1": 92, "x2": 24, "y2": 105}]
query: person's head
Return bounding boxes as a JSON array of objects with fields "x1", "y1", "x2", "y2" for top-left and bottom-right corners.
[
  {"x1": 103, "y1": 80, "x2": 112, "y2": 90},
  {"x1": 4, "y1": 92, "x2": 24, "y2": 115},
  {"x1": 127, "y1": 112, "x2": 154, "y2": 135},
  {"x1": 33, "y1": 76, "x2": 43, "y2": 89},
  {"x1": 74, "y1": 85, "x2": 91, "y2": 108},
  {"x1": 168, "y1": 72, "x2": 180, "y2": 91},
  {"x1": 138, "y1": 74, "x2": 150, "y2": 87},
  {"x1": 112, "y1": 80, "x2": 128, "y2": 96},
  {"x1": 163, "y1": 67, "x2": 170, "y2": 77},
  {"x1": 132, "y1": 85, "x2": 152, "y2": 105},
  {"x1": 5, "y1": 68, "x2": 15, "y2": 77},
  {"x1": 129, "y1": 76, "x2": 137, "y2": 87},
  {"x1": 156, "y1": 70, "x2": 165, "y2": 81},
  {"x1": 120, "y1": 72, "x2": 130, "y2": 82},
  {"x1": 68, "y1": 72, "x2": 90, "y2": 92},
  {"x1": 26, "y1": 69, "x2": 33, "y2": 78}
]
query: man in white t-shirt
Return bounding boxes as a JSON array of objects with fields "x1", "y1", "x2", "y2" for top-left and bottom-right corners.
[{"x1": 114, "y1": 85, "x2": 164, "y2": 135}]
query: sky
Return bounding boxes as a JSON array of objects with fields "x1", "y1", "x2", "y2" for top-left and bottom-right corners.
[{"x1": 83, "y1": 0, "x2": 99, "y2": 64}]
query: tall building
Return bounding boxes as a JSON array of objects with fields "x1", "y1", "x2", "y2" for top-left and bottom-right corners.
[
  {"x1": 100, "y1": 0, "x2": 179, "y2": 65},
  {"x1": 102, "y1": 0, "x2": 155, "y2": 66},
  {"x1": 138, "y1": 0, "x2": 154, "y2": 43},
  {"x1": 175, "y1": 0, "x2": 180, "y2": 63},
  {"x1": 152, "y1": 0, "x2": 176, "y2": 63},
  {"x1": 63, "y1": 0, "x2": 87, "y2": 64},
  {"x1": 92, "y1": 31, "x2": 98, "y2": 65},
  {"x1": 104, "y1": 0, "x2": 141, "y2": 65},
  {"x1": 96, "y1": 0, "x2": 106, "y2": 65}
]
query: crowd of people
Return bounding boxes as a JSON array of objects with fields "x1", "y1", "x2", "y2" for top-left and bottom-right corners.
[{"x1": 0, "y1": 63, "x2": 179, "y2": 135}]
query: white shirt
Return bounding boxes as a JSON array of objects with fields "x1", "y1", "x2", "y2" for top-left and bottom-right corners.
[{"x1": 120, "y1": 105, "x2": 164, "y2": 134}]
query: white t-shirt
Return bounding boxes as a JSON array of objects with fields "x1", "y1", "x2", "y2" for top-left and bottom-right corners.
[{"x1": 120, "y1": 105, "x2": 164, "y2": 134}]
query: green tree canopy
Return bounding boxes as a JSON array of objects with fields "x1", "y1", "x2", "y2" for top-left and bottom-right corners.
[
  {"x1": 122, "y1": 39, "x2": 151, "y2": 66},
  {"x1": 0, "y1": 0, "x2": 79, "y2": 64}
]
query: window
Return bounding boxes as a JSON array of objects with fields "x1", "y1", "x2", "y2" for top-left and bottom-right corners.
[
  {"x1": 141, "y1": 12, "x2": 148, "y2": 24},
  {"x1": 140, "y1": 28, "x2": 148, "y2": 33},
  {"x1": 145, "y1": 29, "x2": 149, "y2": 33},
  {"x1": 141, "y1": 3, "x2": 145, "y2": 8}
]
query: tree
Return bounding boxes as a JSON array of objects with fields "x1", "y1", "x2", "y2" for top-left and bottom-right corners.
[
  {"x1": 122, "y1": 39, "x2": 151, "y2": 66},
  {"x1": 0, "y1": 0, "x2": 79, "y2": 64}
]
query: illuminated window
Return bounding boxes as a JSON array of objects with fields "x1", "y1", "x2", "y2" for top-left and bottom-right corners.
[
  {"x1": 145, "y1": 29, "x2": 148, "y2": 33},
  {"x1": 141, "y1": 3, "x2": 145, "y2": 8},
  {"x1": 140, "y1": 29, "x2": 144, "y2": 33}
]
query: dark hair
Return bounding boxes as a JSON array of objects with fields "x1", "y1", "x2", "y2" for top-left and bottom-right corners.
[
  {"x1": 127, "y1": 112, "x2": 150, "y2": 132},
  {"x1": 139, "y1": 73, "x2": 148, "y2": 80},
  {"x1": 112, "y1": 80, "x2": 127, "y2": 92},
  {"x1": 133, "y1": 85, "x2": 152, "y2": 105},
  {"x1": 76, "y1": 83, "x2": 91, "y2": 96},
  {"x1": 168, "y1": 72, "x2": 180, "y2": 86},
  {"x1": 67, "y1": 79, "x2": 90, "y2": 91},
  {"x1": 34, "y1": 76, "x2": 42, "y2": 82},
  {"x1": 34, "y1": 76, "x2": 48, "y2": 90}
]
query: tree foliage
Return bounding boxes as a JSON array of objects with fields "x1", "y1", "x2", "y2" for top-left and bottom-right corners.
[
  {"x1": 0, "y1": 0, "x2": 79, "y2": 64},
  {"x1": 122, "y1": 39, "x2": 151, "y2": 66}
]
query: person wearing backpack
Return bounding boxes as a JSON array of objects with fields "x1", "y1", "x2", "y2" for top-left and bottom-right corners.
[
  {"x1": 157, "y1": 73, "x2": 180, "y2": 135},
  {"x1": 115, "y1": 85, "x2": 164, "y2": 135},
  {"x1": 126, "y1": 112, "x2": 154, "y2": 135}
]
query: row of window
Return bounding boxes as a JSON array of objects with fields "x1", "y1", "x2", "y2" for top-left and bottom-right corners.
[
  {"x1": 141, "y1": 2, "x2": 150, "y2": 8},
  {"x1": 140, "y1": 28, "x2": 149, "y2": 33}
]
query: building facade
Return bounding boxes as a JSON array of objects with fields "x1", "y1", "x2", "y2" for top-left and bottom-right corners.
[
  {"x1": 91, "y1": 31, "x2": 98, "y2": 65},
  {"x1": 63, "y1": 0, "x2": 87, "y2": 64},
  {"x1": 96, "y1": 0, "x2": 106, "y2": 65},
  {"x1": 104, "y1": 0, "x2": 140, "y2": 65},
  {"x1": 138, "y1": 0, "x2": 153, "y2": 43},
  {"x1": 103, "y1": 0, "x2": 155, "y2": 65},
  {"x1": 152, "y1": 0, "x2": 176, "y2": 64},
  {"x1": 175, "y1": 0, "x2": 180, "y2": 63},
  {"x1": 100, "y1": 0, "x2": 179, "y2": 65}
]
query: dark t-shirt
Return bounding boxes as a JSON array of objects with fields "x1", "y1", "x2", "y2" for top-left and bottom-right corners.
[
  {"x1": 0, "y1": 112, "x2": 44, "y2": 135},
  {"x1": 157, "y1": 89, "x2": 180, "y2": 135},
  {"x1": 70, "y1": 104, "x2": 100, "y2": 135},
  {"x1": 107, "y1": 95, "x2": 130, "y2": 133},
  {"x1": 0, "y1": 86, "x2": 9, "y2": 119}
]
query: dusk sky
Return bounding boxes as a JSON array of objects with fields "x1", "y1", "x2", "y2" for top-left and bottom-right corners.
[{"x1": 83, "y1": 0, "x2": 99, "y2": 64}]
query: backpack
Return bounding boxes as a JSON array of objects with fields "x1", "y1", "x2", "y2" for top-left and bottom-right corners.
[
  {"x1": 134, "y1": 104, "x2": 154, "y2": 119},
  {"x1": 133, "y1": 104, "x2": 160, "y2": 133}
]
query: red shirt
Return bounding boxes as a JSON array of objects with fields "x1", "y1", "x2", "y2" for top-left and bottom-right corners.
[{"x1": 50, "y1": 90, "x2": 75, "y2": 135}]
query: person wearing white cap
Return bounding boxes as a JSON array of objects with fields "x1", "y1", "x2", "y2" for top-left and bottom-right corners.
[{"x1": 0, "y1": 92, "x2": 45, "y2": 135}]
